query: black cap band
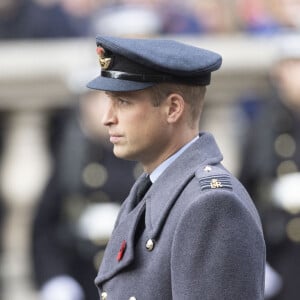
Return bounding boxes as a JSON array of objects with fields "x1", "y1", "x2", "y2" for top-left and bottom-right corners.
[{"x1": 101, "y1": 70, "x2": 211, "y2": 85}]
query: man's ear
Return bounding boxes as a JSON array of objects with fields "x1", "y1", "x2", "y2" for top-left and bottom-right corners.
[{"x1": 165, "y1": 93, "x2": 185, "y2": 124}]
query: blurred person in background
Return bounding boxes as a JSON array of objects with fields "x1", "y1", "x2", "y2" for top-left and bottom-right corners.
[
  {"x1": 158, "y1": 0, "x2": 204, "y2": 34},
  {"x1": 31, "y1": 89, "x2": 140, "y2": 300},
  {"x1": 266, "y1": 0, "x2": 300, "y2": 31},
  {"x1": 90, "y1": 0, "x2": 163, "y2": 37},
  {"x1": 239, "y1": 35, "x2": 300, "y2": 299},
  {"x1": 58, "y1": 0, "x2": 106, "y2": 37},
  {"x1": 90, "y1": 0, "x2": 234, "y2": 36},
  {"x1": 190, "y1": 0, "x2": 236, "y2": 34},
  {"x1": 234, "y1": 0, "x2": 281, "y2": 34},
  {"x1": 0, "y1": 0, "x2": 93, "y2": 39},
  {"x1": 235, "y1": 0, "x2": 300, "y2": 34},
  {"x1": 0, "y1": 115, "x2": 7, "y2": 294}
]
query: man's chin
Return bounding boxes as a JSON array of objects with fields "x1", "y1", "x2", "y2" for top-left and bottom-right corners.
[
  {"x1": 113, "y1": 147, "x2": 135, "y2": 161},
  {"x1": 113, "y1": 146, "x2": 138, "y2": 161}
]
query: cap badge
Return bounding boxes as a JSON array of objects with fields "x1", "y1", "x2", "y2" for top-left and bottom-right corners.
[{"x1": 96, "y1": 47, "x2": 111, "y2": 70}]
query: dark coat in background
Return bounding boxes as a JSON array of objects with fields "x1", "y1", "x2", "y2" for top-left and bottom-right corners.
[
  {"x1": 0, "y1": 0, "x2": 86, "y2": 39},
  {"x1": 239, "y1": 94, "x2": 300, "y2": 300}
]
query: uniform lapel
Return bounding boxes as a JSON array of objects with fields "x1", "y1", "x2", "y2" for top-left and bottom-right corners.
[
  {"x1": 95, "y1": 198, "x2": 146, "y2": 285},
  {"x1": 95, "y1": 175, "x2": 149, "y2": 285}
]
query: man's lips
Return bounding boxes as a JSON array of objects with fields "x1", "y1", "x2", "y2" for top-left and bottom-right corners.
[{"x1": 109, "y1": 134, "x2": 122, "y2": 143}]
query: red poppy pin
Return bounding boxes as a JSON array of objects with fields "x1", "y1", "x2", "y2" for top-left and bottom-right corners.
[{"x1": 117, "y1": 240, "x2": 127, "y2": 262}]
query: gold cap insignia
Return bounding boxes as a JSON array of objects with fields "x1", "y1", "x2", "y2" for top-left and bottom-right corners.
[{"x1": 96, "y1": 46, "x2": 112, "y2": 70}]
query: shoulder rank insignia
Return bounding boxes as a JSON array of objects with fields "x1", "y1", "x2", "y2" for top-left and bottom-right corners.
[{"x1": 199, "y1": 175, "x2": 232, "y2": 191}]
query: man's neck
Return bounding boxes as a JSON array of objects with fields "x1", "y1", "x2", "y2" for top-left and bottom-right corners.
[
  {"x1": 142, "y1": 131, "x2": 199, "y2": 174},
  {"x1": 148, "y1": 135, "x2": 199, "y2": 183}
]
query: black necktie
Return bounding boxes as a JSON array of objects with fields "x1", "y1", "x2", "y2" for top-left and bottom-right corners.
[
  {"x1": 134, "y1": 175, "x2": 152, "y2": 242},
  {"x1": 135, "y1": 175, "x2": 152, "y2": 206}
]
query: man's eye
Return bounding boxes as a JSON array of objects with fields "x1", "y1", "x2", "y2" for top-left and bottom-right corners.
[{"x1": 118, "y1": 98, "x2": 129, "y2": 105}]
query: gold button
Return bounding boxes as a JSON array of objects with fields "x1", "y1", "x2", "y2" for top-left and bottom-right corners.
[
  {"x1": 146, "y1": 239, "x2": 155, "y2": 251},
  {"x1": 101, "y1": 292, "x2": 108, "y2": 300}
]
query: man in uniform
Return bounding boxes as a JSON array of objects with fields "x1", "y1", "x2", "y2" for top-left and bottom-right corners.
[{"x1": 87, "y1": 36, "x2": 266, "y2": 299}]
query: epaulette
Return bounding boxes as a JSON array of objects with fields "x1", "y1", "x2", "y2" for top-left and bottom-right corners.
[{"x1": 195, "y1": 165, "x2": 233, "y2": 191}]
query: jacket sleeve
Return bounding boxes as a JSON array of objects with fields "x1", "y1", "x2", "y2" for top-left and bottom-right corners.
[{"x1": 171, "y1": 190, "x2": 265, "y2": 300}]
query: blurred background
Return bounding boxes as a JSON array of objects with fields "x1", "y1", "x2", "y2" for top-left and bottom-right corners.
[{"x1": 0, "y1": 0, "x2": 300, "y2": 299}]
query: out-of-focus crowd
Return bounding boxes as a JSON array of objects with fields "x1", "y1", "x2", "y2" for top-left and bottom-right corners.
[
  {"x1": 1, "y1": 1, "x2": 300, "y2": 300},
  {"x1": 0, "y1": 0, "x2": 300, "y2": 39}
]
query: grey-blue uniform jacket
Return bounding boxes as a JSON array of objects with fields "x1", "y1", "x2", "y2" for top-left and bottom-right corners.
[{"x1": 95, "y1": 132, "x2": 266, "y2": 299}]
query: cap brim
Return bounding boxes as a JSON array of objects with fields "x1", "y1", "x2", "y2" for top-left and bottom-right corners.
[{"x1": 87, "y1": 75, "x2": 154, "y2": 92}]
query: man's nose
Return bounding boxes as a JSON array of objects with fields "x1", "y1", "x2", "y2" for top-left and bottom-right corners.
[{"x1": 102, "y1": 101, "x2": 116, "y2": 126}]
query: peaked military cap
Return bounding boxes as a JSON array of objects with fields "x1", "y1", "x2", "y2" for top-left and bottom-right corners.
[{"x1": 87, "y1": 36, "x2": 222, "y2": 92}]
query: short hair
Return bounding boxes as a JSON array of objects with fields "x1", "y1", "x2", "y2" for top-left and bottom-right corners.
[{"x1": 148, "y1": 83, "x2": 207, "y2": 127}]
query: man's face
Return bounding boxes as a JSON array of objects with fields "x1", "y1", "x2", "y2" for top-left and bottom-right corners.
[{"x1": 101, "y1": 89, "x2": 171, "y2": 169}]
